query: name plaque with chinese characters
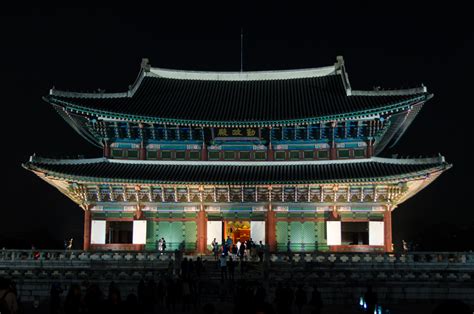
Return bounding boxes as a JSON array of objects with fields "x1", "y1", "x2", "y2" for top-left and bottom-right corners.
[{"x1": 215, "y1": 128, "x2": 258, "y2": 138}]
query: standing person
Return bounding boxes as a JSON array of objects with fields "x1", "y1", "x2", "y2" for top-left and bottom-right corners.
[
  {"x1": 258, "y1": 241, "x2": 264, "y2": 262},
  {"x1": 227, "y1": 256, "x2": 235, "y2": 282},
  {"x1": 287, "y1": 240, "x2": 293, "y2": 261},
  {"x1": 67, "y1": 238, "x2": 73, "y2": 250},
  {"x1": 0, "y1": 277, "x2": 18, "y2": 314},
  {"x1": 219, "y1": 253, "x2": 227, "y2": 281},
  {"x1": 161, "y1": 238, "x2": 167, "y2": 252},
  {"x1": 226, "y1": 235, "x2": 233, "y2": 248},
  {"x1": 236, "y1": 239, "x2": 241, "y2": 252},
  {"x1": 364, "y1": 286, "x2": 377, "y2": 314},
  {"x1": 50, "y1": 282, "x2": 63, "y2": 314},
  {"x1": 63, "y1": 284, "x2": 82, "y2": 314},
  {"x1": 232, "y1": 244, "x2": 238, "y2": 258},
  {"x1": 157, "y1": 238, "x2": 163, "y2": 255},
  {"x1": 295, "y1": 285, "x2": 307, "y2": 314},
  {"x1": 309, "y1": 285, "x2": 323, "y2": 314},
  {"x1": 212, "y1": 238, "x2": 219, "y2": 261}
]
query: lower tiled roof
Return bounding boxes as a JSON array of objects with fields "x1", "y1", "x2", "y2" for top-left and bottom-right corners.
[{"x1": 23, "y1": 157, "x2": 450, "y2": 185}]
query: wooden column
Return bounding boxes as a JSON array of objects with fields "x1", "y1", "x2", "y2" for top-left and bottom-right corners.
[
  {"x1": 103, "y1": 140, "x2": 111, "y2": 158},
  {"x1": 83, "y1": 206, "x2": 92, "y2": 251},
  {"x1": 267, "y1": 127, "x2": 274, "y2": 161},
  {"x1": 197, "y1": 204, "x2": 208, "y2": 254},
  {"x1": 366, "y1": 139, "x2": 374, "y2": 158},
  {"x1": 135, "y1": 203, "x2": 144, "y2": 220},
  {"x1": 201, "y1": 142, "x2": 208, "y2": 161},
  {"x1": 139, "y1": 141, "x2": 146, "y2": 160},
  {"x1": 266, "y1": 203, "x2": 276, "y2": 252},
  {"x1": 384, "y1": 206, "x2": 393, "y2": 252},
  {"x1": 330, "y1": 122, "x2": 337, "y2": 160}
]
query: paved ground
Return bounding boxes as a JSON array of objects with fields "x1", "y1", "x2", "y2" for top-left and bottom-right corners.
[{"x1": 19, "y1": 300, "x2": 465, "y2": 314}]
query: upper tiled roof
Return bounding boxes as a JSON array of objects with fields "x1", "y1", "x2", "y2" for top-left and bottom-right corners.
[
  {"x1": 23, "y1": 156, "x2": 450, "y2": 185},
  {"x1": 44, "y1": 57, "x2": 430, "y2": 126}
]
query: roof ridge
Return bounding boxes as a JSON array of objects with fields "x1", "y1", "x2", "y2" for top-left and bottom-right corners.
[{"x1": 147, "y1": 65, "x2": 338, "y2": 81}]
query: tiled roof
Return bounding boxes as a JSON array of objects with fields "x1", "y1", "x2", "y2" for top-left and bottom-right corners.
[
  {"x1": 45, "y1": 58, "x2": 429, "y2": 126},
  {"x1": 23, "y1": 156, "x2": 450, "y2": 185}
]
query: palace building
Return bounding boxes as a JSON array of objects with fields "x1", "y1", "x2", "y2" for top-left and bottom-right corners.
[{"x1": 24, "y1": 56, "x2": 450, "y2": 253}]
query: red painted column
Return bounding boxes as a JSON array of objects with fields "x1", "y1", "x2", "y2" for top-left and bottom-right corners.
[
  {"x1": 197, "y1": 204, "x2": 208, "y2": 254},
  {"x1": 330, "y1": 122, "x2": 337, "y2": 160},
  {"x1": 201, "y1": 142, "x2": 208, "y2": 161},
  {"x1": 266, "y1": 203, "x2": 276, "y2": 252},
  {"x1": 384, "y1": 207, "x2": 393, "y2": 252},
  {"x1": 139, "y1": 141, "x2": 146, "y2": 160},
  {"x1": 83, "y1": 207, "x2": 92, "y2": 251},
  {"x1": 366, "y1": 139, "x2": 374, "y2": 158},
  {"x1": 103, "y1": 140, "x2": 111, "y2": 158},
  {"x1": 135, "y1": 204, "x2": 144, "y2": 220},
  {"x1": 267, "y1": 127, "x2": 274, "y2": 161}
]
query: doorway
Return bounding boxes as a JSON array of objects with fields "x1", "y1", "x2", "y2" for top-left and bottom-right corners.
[{"x1": 224, "y1": 221, "x2": 250, "y2": 244}]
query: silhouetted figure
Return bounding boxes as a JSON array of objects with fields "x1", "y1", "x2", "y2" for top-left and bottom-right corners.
[
  {"x1": 84, "y1": 284, "x2": 104, "y2": 314},
  {"x1": 432, "y1": 299, "x2": 471, "y2": 314},
  {"x1": 156, "y1": 279, "x2": 165, "y2": 309},
  {"x1": 295, "y1": 285, "x2": 307, "y2": 313},
  {"x1": 195, "y1": 256, "x2": 203, "y2": 278},
  {"x1": 309, "y1": 285, "x2": 323, "y2": 314},
  {"x1": 106, "y1": 286, "x2": 122, "y2": 314},
  {"x1": 364, "y1": 286, "x2": 377, "y2": 314},
  {"x1": 137, "y1": 279, "x2": 146, "y2": 305},
  {"x1": 0, "y1": 277, "x2": 18, "y2": 314},
  {"x1": 228, "y1": 255, "x2": 235, "y2": 281},
  {"x1": 123, "y1": 293, "x2": 142, "y2": 314},
  {"x1": 50, "y1": 282, "x2": 63, "y2": 314},
  {"x1": 63, "y1": 284, "x2": 82, "y2": 314},
  {"x1": 220, "y1": 253, "x2": 228, "y2": 281},
  {"x1": 202, "y1": 303, "x2": 216, "y2": 314},
  {"x1": 144, "y1": 279, "x2": 157, "y2": 313},
  {"x1": 181, "y1": 257, "x2": 189, "y2": 279}
]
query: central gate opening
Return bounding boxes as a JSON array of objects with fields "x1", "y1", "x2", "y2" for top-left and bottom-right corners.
[{"x1": 224, "y1": 220, "x2": 251, "y2": 244}]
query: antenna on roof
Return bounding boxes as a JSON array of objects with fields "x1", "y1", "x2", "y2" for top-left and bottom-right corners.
[{"x1": 240, "y1": 28, "x2": 244, "y2": 72}]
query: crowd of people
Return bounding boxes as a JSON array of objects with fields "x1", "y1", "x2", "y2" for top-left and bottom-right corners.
[{"x1": 211, "y1": 236, "x2": 266, "y2": 263}]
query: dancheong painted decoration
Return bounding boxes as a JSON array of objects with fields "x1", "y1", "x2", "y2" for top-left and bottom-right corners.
[{"x1": 23, "y1": 56, "x2": 451, "y2": 253}]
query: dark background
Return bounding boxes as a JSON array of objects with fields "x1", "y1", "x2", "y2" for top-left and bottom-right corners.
[{"x1": 1, "y1": 4, "x2": 472, "y2": 251}]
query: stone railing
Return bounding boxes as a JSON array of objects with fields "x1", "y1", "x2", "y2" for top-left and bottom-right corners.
[{"x1": 1, "y1": 249, "x2": 474, "y2": 266}]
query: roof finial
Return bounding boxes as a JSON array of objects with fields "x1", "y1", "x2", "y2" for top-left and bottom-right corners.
[
  {"x1": 240, "y1": 28, "x2": 244, "y2": 72},
  {"x1": 335, "y1": 56, "x2": 345, "y2": 69},
  {"x1": 141, "y1": 58, "x2": 151, "y2": 72}
]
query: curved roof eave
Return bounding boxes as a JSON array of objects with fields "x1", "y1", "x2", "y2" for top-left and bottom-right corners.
[{"x1": 45, "y1": 94, "x2": 428, "y2": 127}]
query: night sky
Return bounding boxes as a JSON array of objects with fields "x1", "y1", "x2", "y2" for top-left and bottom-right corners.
[{"x1": 2, "y1": 5, "x2": 472, "y2": 251}]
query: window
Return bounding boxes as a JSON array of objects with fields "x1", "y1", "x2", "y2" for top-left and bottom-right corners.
[
  {"x1": 147, "y1": 151, "x2": 158, "y2": 159},
  {"x1": 354, "y1": 148, "x2": 365, "y2": 158},
  {"x1": 106, "y1": 221, "x2": 133, "y2": 244},
  {"x1": 289, "y1": 151, "x2": 300, "y2": 160},
  {"x1": 303, "y1": 151, "x2": 314, "y2": 159},
  {"x1": 127, "y1": 150, "x2": 139, "y2": 159},
  {"x1": 239, "y1": 151, "x2": 250, "y2": 160},
  {"x1": 254, "y1": 152, "x2": 266, "y2": 160},
  {"x1": 224, "y1": 151, "x2": 236, "y2": 160},
  {"x1": 189, "y1": 151, "x2": 200, "y2": 160},
  {"x1": 175, "y1": 151, "x2": 186, "y2": 160},
  {"x1": 111, "y1": 149, "x2": 123, "y2": 158},
  {"x1": 275, "y1": 151, "x2": 286, "y2": 160},
  {"x1": 161, "y1": 151, "x2": 172, "y2": 160},
  {"x1": 317, "y1": 150, "x2": 329, "y2": 159},
  {"x1": 209, "y1": 151, "x2": 220, "y2": 160},
  {"x1": 341, "y1": 222, "x2": 369, "y2": 245},
  {"x1": 337, "y1": 149, "x2": 350, "y2": 158}
]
